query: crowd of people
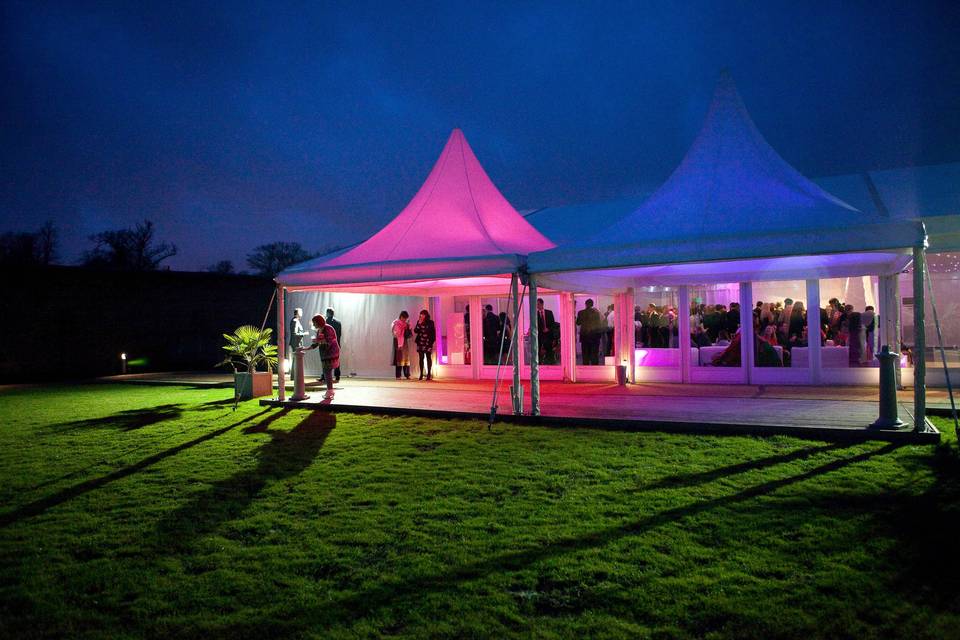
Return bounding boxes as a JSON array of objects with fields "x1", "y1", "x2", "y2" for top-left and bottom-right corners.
[
  {"x1": 627, "y1": 296, "x2": 878, "y2": 368},
  {"x1": 635, "y1": 303, "x2": 681, "y2": 348},
  {"x1": 687, "y1": 297, "x2": 878, "y2": 367},
  {"x1": 287, "y1": 295, "x2": 879, "y2": 389},
  {"x1": 461, "y1": 303, "x2": 515, "y2": 366}
]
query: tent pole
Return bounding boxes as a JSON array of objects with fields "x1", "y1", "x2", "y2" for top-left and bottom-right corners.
[
  {"x1": 276, "y1": 283, "x2": 286, "y2": 402},
  {"x1": 469, "y1": 295, "x2": 482, "y2": 380},
  {"x1": 560, "y1": 293, "x2": 574, "y2": 382},
  {"x1": 613, "y1": 292, "x2": 624, "y2": 377},
  {"x1": 890, "y1": 274, "x2": 903, "y2": 389},
  {"x1": 739, "y1": 282, "x2": 753, "y2": 384},
  {"x1": 913, "y1": 246, "x2": 927, "y2": 432},
  {"x1": 529, "y1": 273, "x2": 541, "y2": 416},
  {"x1": 510, "y1": 273, "x2": 522, "y2": 415},
  {"x1": 678, "y1": 285, "x2": 691, "y2": 384},
  {"x1": 566, "y1": 293, "x2": 577, "y2": 383},
  {"x1": 626, "y1": 289, "x2": 636, "y2": 383},
  {"x1": 806, "y1": 279, "x2": 821, "y2": 385}
]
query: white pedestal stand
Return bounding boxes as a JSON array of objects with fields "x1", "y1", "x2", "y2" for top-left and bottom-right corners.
[{"x1": 291, "y1": 350, "x2": 309, "y2": 401}]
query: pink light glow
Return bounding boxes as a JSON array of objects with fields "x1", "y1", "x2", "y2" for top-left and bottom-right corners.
[{"x1": 325, "y1": 129, "x2": 554, "y2": 267}]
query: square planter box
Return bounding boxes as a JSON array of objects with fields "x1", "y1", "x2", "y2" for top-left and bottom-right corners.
[{"x1": 235, "y1": 371, "x2": 273, "y2": 400}]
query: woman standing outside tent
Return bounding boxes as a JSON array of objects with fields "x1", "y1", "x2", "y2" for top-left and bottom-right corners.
[
  {"x1": 414, "y1": 310, "x2": 436, "y2": 381},
  {"x1": 299, "y1": 314, "x2": 340, "y2": 397},
  {"x1": 392, "y1": 311, "x2": 412, "y2": 379}
]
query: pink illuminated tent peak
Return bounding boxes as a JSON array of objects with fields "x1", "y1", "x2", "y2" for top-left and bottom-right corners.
[{"x1": 280, "y1": 129, "x2": 555, "y2": 288}]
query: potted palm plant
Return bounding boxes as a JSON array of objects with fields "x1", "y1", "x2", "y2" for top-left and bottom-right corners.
[{"x1": 218, "y1": 325, "x2": 278, "y2": 399}]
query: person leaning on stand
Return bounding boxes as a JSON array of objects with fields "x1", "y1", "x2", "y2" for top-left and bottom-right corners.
[
  {"x1": 414, "y1": 309, "x2": 436, "y2": 381},
  {"x1": 298, "y1": 314, "x2": 340, "y2": 397}
]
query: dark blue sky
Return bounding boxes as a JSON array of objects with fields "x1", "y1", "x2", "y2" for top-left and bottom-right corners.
[{"x1": 2, "y1": 1, "x2": 958, "y2": 270}]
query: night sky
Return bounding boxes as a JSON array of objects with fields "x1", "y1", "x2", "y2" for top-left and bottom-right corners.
[{"x1": 2, "y1": 1, "x2": 958, "y2": 271}]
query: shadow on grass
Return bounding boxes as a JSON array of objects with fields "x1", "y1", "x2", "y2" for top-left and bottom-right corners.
[
  {"x1": 154, "y1": 411, "x2": 336, "y2": 550},
  {"x1": 201, "y1": 398, "x2": 243, "y2": 407},
  {"x1": 318, "y1": 442, "x2": 902, "y2": 621},
  {"x1": 884, "y1": 442, "x2": 960, "y2": 604},
  {"x1": 0, "y1": 408, "x2": 280, "y2": 529},
  {"x1": 43, "y1": 397, "x2": 247, "y2": 435},
  {"x1": 44, "y1": 404, "x2": 186, "y2": 433},
  {"x1": 642, "y1": 441, "x2": 853, "y2": 490}
]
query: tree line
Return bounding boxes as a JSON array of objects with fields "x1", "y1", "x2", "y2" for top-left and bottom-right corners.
[{"x1": 0, "y1": 220, "x2": 336, "y2": 278}]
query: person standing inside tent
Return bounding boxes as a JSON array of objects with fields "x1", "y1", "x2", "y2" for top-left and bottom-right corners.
[
  {"x1": 603, "y1": 303, "x2": 616, "y2": 357},
  {"x1": 576, "y1": 299, "x2": 604, "y2": 365},
  {"x1": 392, "y1": 311, "x2": 412, "y2": 379},
  {"x1": 414, "y1": 309, "x2": 436, "y2": 381},
  {"x1": 498, "y1": 311, "x2": 512, "y2": 364},
  {"x1": 463, "y1": 304, "x2": 471, "y2": 365},
  {"x1": 298, "y1": 314, "x2": 339, "y2": 397},
  {"x1": 288, "y1": 308, "x2": 306, "y2": 359},
  {"x1": 322, "y1": 307, "x2": 342, "y2": 383},
  {"x1": 847, "y1": 308, "x2": 863, "y2": 366},
  {"x1": 726, "y1": 302, "x2": 741, "y2": 336},
  {"x1": 778, "y1": 299, "x2": 794, "y2": 345},
  {"x1": 537, "y1": 298, "x2": 556, "y2": 364},
  {"x1": 861, "y1": 305, "x2": 876, "y2": 364},
  {"x1": 482, "y1": 304, "x2": 500, "y2": 364}
]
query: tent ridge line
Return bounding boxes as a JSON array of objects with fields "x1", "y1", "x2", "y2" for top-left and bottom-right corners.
[
  {"x1": 458, "y1": 132, "x2": 509, "y2": 255},
  {"x1": 382, "y1": 133, "x2": 456, "y2": 262}
]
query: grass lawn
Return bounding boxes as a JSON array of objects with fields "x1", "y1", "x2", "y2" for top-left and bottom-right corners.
[{"x1": 0, "y1": 383, "x2": 958, "y2": 639}]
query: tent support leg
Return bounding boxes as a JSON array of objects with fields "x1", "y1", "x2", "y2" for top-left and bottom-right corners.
[
  {"x1": 529, "y1": 274, "x2": 541, "y2": 416},
  {"x1": 626, "y1": 288, "x2": 636, "y2": 383},
  {"x1": 511, "y1": 273, "x2": 522, "y2": 415},
  {"x1": 276, "y1": 283, "x2": 286, "y2": 402},
  {"x1": 806, "y1": 279, "x2": 821, "y2": 385},
  {"x1": 913, "y1": 246, "x2": 927, "y2": 432},
  {"x1": 678, "y1": 285, "x2": 691, "y2": 383},
  {"x1": 888, "y1": 274, "x2": 903, "y2": 389},
  {"x1": 739, "y1": 282, "x2": 753, "y2": 384}
]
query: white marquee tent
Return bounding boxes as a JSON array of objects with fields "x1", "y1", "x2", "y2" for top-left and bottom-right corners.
[{"x1": 275, "y1": 74, "x2": 938, "y2": 430}]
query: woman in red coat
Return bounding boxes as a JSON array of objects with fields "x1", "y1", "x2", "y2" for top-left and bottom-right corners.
[{"x1": 299, "y1": 314, "x2": 340, "y2": 396}]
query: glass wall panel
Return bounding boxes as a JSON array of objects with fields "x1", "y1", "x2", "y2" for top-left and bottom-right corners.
[
  {"x1": 574, "y1": 294, "x2": 615, "y2": 365},
  {"x1": 523, "y1": 294, "x2": 561, "y2": 365},
  {"x1": 438, "y1": 296, "x2": 472, "y2": 365},
  {"x1": 633, "y1": 286, "x2": 680, "y2": 367},
  {"x1": 480, "y1": 297, "x2": 515, "y2": 365},
  {"x1": 751, "y1": 281, "x2": 808, "y2": 368},
  {"x1": 901, "y1": 253, "x2": 960, "y2": 367},
  {"x1": 690, "y1": 283, "x2": 742, "y2": 367},
  {"x1": 820, "y1": 276, "x2": 880, "y2": 368}
]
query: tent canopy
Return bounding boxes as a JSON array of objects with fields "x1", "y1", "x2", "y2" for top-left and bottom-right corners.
[
  {"x1": 528, "y1": 71, "x2": 924, "y2": 285},
  {"x1": 279, "y1": 129, "x2": 554, "y2": 290}
]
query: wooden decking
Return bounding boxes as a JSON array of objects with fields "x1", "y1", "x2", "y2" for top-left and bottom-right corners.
[{"x1": 258, "y1": 378, "x2": 940, "y2": 444}]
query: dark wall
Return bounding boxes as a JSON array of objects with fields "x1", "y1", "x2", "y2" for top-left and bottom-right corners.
[{"x1": 0, "y1": 266, "x2": 275, "y2": 382}]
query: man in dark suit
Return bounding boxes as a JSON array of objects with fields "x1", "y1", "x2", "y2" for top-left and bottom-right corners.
[
  {"x1": 576, "y1": 298, "x2": 604, "y2": 365},
  {"x1": 482, "y1": 304, "x2": 501, "y2": 364},
  {"x1": 536, "y1": 298, "x2": 556, "y2": 364},
  {"x1": 324, "y1": 307, "x2": 342, "y2": 382},
  {"x1": 288, "y1": 307, "x2": 306, "y2": 355},
  {"x1": 726, "y1": 302, "x2": 741, "y2": 335}
]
